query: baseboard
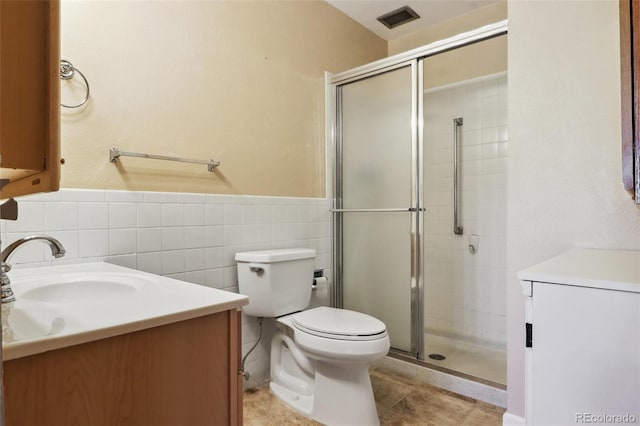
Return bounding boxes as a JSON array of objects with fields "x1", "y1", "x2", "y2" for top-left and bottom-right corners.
[{"x1": 503, "y1": 412, "x2": 525, "y2": 426}]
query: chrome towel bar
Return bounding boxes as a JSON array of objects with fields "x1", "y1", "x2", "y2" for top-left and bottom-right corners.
[{"x1": 109, "y1": 147, "x2": 220, "y2": 172}]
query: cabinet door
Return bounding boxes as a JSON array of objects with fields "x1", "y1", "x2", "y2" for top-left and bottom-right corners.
[
  {"x1": 620, "y1": 0, "x2": 640, "y2": 203},
  {"x1": 529, "y1": 283, "x2": 640, "y2": 425},
  {"x1": 0, "y1": 0, "x2": 60, "y2": 199},
  {"x1": 4, "y1": 311, "x2": 238, "y2": 425}
]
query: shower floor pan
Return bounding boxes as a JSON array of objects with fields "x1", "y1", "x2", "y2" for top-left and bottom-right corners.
[{"x1": 423, "y1": 333, "x2": 506, "y2": 386}]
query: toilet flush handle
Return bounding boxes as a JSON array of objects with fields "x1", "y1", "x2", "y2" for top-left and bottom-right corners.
[{"x1": 249, "y1": 264, "x2": 264, "y2": 275}]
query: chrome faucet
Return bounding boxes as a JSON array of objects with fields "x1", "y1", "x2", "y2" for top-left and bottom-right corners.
[{"x1": 0, "y1": 236, "x2": 66, "y2": 303}]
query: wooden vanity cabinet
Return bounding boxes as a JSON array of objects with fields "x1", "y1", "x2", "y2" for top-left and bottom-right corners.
[
  {"x1": 0, "y1": 0, "x2": 61, "y2": 199},
  {"x1": 620, "y1": 0, "x2": 640, "y2": 203},
  {"x1": 3, "y1": 310, "x2": 243, "y2": 425}
]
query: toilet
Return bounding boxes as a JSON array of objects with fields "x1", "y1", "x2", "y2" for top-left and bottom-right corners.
[{"x1": 236, "y1": 248, "x2": 390, "y2": 426}]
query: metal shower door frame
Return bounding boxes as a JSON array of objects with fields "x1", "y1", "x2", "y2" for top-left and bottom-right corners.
[
  {"x1": 331, "y1": 59, "x2": 425, "y2": 359},
  {"x1": 329, "y1": 19, "x2": 508, "y2": 361}
]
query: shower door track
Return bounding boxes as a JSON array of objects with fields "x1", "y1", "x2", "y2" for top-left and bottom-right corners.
[
  {"x1": 387, "y1": 350, "x2": 507, "y2": 391},
  {"x1": 329, "y1": 20, "x2": 507, "y2": 85}
]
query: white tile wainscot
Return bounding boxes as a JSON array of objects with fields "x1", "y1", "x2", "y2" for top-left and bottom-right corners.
[{"x1": 0, "y1": 189, "x2": 332, "y2": 388}]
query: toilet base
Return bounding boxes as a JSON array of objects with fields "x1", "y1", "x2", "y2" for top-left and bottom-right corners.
[
  {"x1": 270, "y1": 381, "x2": 314, "y2": 416},
  {"x1": 271, "y1": 360, "x2": 380, "y2": 426},
  {"x1": 312, "y1": 361, "x2": 380, "y2": 426}
]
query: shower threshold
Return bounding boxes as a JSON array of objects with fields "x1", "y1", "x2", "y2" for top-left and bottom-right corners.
[{"x1": 378, "y1": 350, "x2": 507, "y2": 408}]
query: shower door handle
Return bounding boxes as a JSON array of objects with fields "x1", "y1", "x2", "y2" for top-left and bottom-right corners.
[
  {"x1": 330, "y1": 208, "x2": 424, "y2": 213},
  {"x1": 453, "y1": 117, "x2": 463, "y2": 235}
]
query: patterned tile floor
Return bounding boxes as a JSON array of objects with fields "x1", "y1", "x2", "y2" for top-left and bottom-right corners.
[{"x1": 243, "y1": 367, "x2": 504, "y2": 425}]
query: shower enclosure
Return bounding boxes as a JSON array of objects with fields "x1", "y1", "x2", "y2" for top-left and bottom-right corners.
[{"x1": 331, "y1": 23, "x2": 507, "y2": 386}]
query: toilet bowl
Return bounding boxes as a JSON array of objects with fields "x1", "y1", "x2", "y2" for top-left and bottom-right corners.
[
  {"x1": 235, "y1": 249, "x2": 390, "y2": 425},
  {"x1": 286, "y1": 306, "x2": 389, "y2": 363},
  {"x1": 271, "y1": 307, "x2": 389, "y2": 425}
]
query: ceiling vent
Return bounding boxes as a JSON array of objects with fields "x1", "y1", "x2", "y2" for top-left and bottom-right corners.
[{"x1": 376, "y1": 6, "x2": 420, "y2": 29}]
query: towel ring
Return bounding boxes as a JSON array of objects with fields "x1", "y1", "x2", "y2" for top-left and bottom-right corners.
[{"x1": 60, "y1": 59, "x2": 90, "y2": 108}]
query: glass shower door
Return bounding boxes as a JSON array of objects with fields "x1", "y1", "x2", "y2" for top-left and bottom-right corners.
[{"x1": 335, "y1": 61, "x2": 422, "y2": 356}]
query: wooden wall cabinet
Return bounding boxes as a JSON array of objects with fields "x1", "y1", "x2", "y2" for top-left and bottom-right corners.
[
  {"x1": 0, "y1": 0, "x2": 60, "y2": 200},
  {"x1": 3, "y1": 310, "x2": 243, "y2": 425},
  {"x1": 620, "y1": 0, "x2": 640, "y2": 203}
]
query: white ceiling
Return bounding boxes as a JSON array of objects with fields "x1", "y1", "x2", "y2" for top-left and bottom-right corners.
[{"x1": 326, "y1": 0, "x2": 497, "y2": 41}]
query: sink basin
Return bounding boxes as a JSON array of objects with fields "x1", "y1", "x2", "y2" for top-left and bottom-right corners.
[
  {"x1": 21, "y1": 276, "x2": 143, "y2": 304},
  {"x1": 3, "y1": 306, "x2": 67, "y2": 342}
]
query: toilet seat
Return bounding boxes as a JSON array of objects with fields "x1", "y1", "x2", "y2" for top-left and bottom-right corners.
[{"x1": 291, "y1": 306, "x2": 387, "y2": 341}]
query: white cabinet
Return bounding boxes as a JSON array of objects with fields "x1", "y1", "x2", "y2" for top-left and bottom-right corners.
[{"x1": 520, "y1": 249, "x2": 640, "y2": 426}]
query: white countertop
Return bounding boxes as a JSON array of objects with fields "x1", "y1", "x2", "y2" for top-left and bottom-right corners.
[
  {"x1": 518, "y1": 248, "x2": 640, "y2": 293},
  {"x1": 2, "y1": 262, "x2": 248, "y2": 361}
]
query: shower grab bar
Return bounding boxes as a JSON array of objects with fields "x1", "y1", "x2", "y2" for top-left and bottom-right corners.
[
  {"x1": 330, "y1": 208, "x2": 424, "y2": 213},
  {"x1": 453, "y1": 117, "x2": 463, "y2": 235},
  {"x1": 109, "y1": 147, "x2": 220, "y2": 172}
]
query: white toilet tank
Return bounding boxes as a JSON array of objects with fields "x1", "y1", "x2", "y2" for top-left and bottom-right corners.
[{"x1": 235, "y1": 248, "x2": 315, "y2": 317}]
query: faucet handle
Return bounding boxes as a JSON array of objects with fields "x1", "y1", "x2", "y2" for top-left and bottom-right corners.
[
  {"x1": 0, "y1": 263, "x2": 15, "y2": 303},
  {"x1": 0, "y1": 198, "x2": 18, "y2": 221}
]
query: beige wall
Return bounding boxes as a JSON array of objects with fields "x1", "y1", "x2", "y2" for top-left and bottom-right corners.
[
  {"x1": 423, "y1": 34, "x2": 506, "y2": 90},
  {"x1": 507, "y1": 0, "x2": 640, "y2": 419},
  {"x1": 388, "y1": 1, "x2": 506, "y2": 56},
  {"x1": 389, "y1": 1, "x2": 507, "y2": 90},
  {"x1": 60, "y1": 0, "x2": 386, "y2": 198}
]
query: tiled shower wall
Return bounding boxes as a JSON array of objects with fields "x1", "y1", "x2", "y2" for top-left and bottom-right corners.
[
  {"x1": 0, "y1": 188, "x2": 332, "y2": 386},
  {"x1": 423, "y1": 72, "x2": 507, "y2": 349}
]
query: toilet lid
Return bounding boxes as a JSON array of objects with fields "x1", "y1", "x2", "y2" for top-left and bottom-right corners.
[{"x1": 292, "y1": 307, "x2": 387, "y2": 341}]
